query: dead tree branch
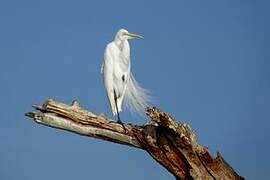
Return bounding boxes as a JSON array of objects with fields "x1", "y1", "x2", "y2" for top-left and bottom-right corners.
[{"x1": 25, "y1": 99, "x2": 244, "y2": 180}]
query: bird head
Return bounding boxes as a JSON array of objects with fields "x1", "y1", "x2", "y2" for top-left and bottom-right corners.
[{"x1": 115, "y1": 29, "x2": 143, "y2": 41}]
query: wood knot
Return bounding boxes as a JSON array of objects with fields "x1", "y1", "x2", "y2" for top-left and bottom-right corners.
[
  {"x1": 43, "y1": 99, "x2": 54, "y2": 109},
  {"x1": 145, "y1": 107, "x2": 162, "y2": 123},
  {"x1": 71, "y1": 100, "x2": 80, "y2": 108}
]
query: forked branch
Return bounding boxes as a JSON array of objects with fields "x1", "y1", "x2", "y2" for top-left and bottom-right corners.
[{"x1": 25, "y1": 99, "x2": 244, "y2": 180}]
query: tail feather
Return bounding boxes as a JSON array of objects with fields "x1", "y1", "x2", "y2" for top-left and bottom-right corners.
[{"x1": 124, "y1": 74, "x2": 150, "y2": 114}]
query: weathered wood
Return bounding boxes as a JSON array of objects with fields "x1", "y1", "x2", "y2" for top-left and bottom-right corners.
[{"x1": 25, "y1": 99, "x2": 244, "y2": 180}]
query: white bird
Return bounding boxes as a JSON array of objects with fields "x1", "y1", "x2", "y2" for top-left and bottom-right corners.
[{"x1": 101, "y1": 29, "x2": 149, "y2": 124}]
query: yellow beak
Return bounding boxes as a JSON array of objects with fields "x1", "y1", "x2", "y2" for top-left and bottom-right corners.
[{"x1": 125, "y1": 32, "x2": 144, "y2": 39}]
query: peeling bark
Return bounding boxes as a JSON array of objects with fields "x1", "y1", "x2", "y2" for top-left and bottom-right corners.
[{"x1": 25, "y1": 99, "x2": 244, "y2": 180}]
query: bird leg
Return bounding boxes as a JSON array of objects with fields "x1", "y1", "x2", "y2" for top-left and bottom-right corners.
[{"x1": 114, "y1": 90, "x2": 127, "y2": 133}]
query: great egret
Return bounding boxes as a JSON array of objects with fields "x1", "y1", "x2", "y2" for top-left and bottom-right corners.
[{"x1": 101, "y1": 29, "x2": 149, "y2": 126}]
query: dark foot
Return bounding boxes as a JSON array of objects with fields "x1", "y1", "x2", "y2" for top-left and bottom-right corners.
[
  {"x1": 117, "y1": 119, "x2": 123, "y2": 124},
  {"x1": 117, "y1": 120, "x2": 127, "y2": 133}
]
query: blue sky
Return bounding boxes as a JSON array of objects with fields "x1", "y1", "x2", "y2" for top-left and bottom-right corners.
[{"x1": 0, "y1": 0, "x2": 269, "y2": 179}]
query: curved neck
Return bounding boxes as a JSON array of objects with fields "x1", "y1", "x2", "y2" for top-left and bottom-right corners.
[{"x1": 114, "y1": 38, "x2": 128, "y2": 51}]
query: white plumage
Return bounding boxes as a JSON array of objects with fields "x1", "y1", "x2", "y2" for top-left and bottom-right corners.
[{"x1": 101, "y1": 29, "x2": 149, "y2": 119}]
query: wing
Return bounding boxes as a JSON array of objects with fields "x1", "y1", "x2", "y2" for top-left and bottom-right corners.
[
  {"x1": 112, "y1": 41, "x2": 131, "y2": 111},
  {"x1": 103, "y1": 43, "x2": 117, "y2": 115},
  {"x1": 103, "y1": 41, "x2": 131, "y2": 115}
]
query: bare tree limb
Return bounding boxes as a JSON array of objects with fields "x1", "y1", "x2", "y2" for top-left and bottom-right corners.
[{"x1": 25, "y1": 99, "x2": 244, "y2": 180}]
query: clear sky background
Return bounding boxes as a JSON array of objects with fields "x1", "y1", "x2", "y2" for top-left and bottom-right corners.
[{"x1": 0, "y1": 0, "x2": 269, "y2": 179}]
